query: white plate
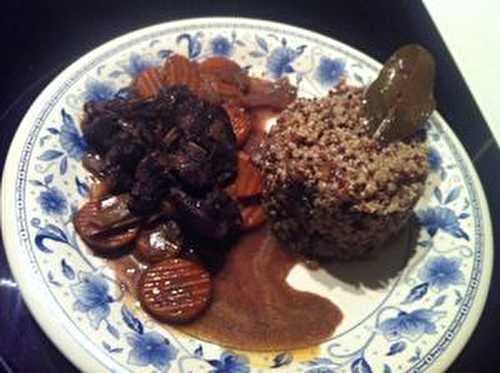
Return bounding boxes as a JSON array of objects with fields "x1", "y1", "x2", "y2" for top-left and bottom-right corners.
[{"x1": 1, "y1": 17, "x2": 493, "y2": 373}]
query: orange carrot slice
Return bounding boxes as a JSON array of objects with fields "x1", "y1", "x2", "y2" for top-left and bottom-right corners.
[
  {"x1": 223, "y1": 104, "x2": 252, "y2": 147},
  {"x1": 240, "y1": 204, "x2": 267, "y2": 230},
  {"x1": 162, "y1": 54, "x2": 202, "y2": 91},
  {"x1": 226, "y1": 152, "x2": 262, "y2": 200},
  {"x1": 132, "y1": 67, "x2": 164, "y2": 98}
]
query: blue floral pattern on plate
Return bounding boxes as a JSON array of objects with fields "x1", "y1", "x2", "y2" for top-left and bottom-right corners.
[
  {"x1": 36, "y1": 186, "x2": 68, "y2": 216},
  {"x1": 379, "y1": 309, "x2": 445, "y2": 342},
  {"x1": 207, "y1": 351, "x2": 250, "y2": 373},
  {"x1": 126, "y1": 331, "x2": 178, "y2": 371},
  {"x1": 419, "y1": 256, "x2": 465, "y2": 291},
  {"x1": 71, "y1": 272, "x2": 114, "y2": 329},
  {"x1": 123, "y1": 53, "x2": 158, "y2": 77},
  {"x1": 427, "y1": 147, "x2": 443, "y2": 171},
  {"x1": 4, "y1": 20, "x2": 488, "y2": 373},
  {"x1": 85, "y1": 79, "x2": 116, "y2": 102},
  {"x1": 265, "y1": 39, "x2": 306, "y2": 79},
  {"x1": 59, "y1": 109, "x2": 87, "y2": 159},
  {"x1": 210, "y1": 35, "x2": 234, "y2": 57},
  {"x1": 315, "y1": 56, "x2": 345, "y2": 87},
  {"x1": 418, "y1": 206, "x2": 469, "y2": 240}
]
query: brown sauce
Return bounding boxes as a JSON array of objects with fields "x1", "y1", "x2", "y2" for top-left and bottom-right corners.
[
  {"x1": 110, "y1": 108, "x2": 342, "y2": 351},
  {"x1": 177, "y1": 226, "x2": 342, "y2": 350},
  {"x1": 112, "y1": 226, "x2": 342, "y2": 351}
]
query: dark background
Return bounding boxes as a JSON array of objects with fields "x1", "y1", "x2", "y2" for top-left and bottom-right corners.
[{"x1": 0, "y1": 1, "x2": 498, "y2": 372}]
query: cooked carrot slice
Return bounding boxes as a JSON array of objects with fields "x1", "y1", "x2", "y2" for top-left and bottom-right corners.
[
  {"x1": 158, "y1": 55, "x2": 242, "y2": 102},
  {"x1": 199, "y1": 57, "x2": 243, "y2": 75},
  {"x1": 240, "y1": 204, "x2": 267, "y2": 230},
  {"x1": 132, "y1": 67, "x2": 164, "y2": 98},
  {"x1": 226, "y1": 152, "x2": 262, "y2": 200},
  {"x1": 162, "y1": 54, "x2": 202, "y2": 91},
  {"x1": 138, "y1": 258, "x2": 212, "y2": 323},
  {"x1": 196, "y1": 75, "x2": 222, "y2": 104},
  {"x1": 223, "y1": 103, "x2": 252, "y2": 147}
]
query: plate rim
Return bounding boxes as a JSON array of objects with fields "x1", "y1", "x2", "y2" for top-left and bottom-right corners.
[{"x1": 1, "y1": 16, "x2": 493, "y2": 373}]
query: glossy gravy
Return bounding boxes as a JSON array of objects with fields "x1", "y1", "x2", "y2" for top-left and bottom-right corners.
[{"x1": 113, "y1": 226, "x2": 342, "y2": 351}]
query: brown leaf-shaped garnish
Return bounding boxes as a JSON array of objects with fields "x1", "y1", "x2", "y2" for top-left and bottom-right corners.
[{"x1": 363, "y1": 44, "x2": 436, "y2": 143}]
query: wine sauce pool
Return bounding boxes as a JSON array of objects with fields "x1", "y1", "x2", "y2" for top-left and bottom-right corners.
[
  {"x1": 110, "y1": 109, "x2": 343, "y2": 351},
  {"x1": 112, "y1": 226, "x2": 342, "y2": 351}
]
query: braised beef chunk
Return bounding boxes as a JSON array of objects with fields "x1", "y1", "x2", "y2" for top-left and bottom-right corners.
[
  {"x1": 170, "y1": 148, "x2": 213, "y2": 193},
  {"x1": 172, "y1": 92, "x2": 238, "y2": 187},
  {"x1": 82, "y1": 152, "x2": 106, "y2": 177},
  {"x1": 81, "y1": 110, "x2": 121, "y2": 154},
  {"x1": 182, "y1": 233, "x2": 230, "y2": 274},
  {"x1": 129, "y1": 152, "x2": 176, "y2": 215},
  {"x1": 81, "y1": 85, "x2": 239, "y2": 240},
  {"x1": 95, "y1": 133, "x2": 144, "y2": 193},
  {"x1": 207, "y1": 114, "x2": 238, "y2": 185},
  {"x1": 171, "y1": 188, "x2": 241, "y2": 240}
]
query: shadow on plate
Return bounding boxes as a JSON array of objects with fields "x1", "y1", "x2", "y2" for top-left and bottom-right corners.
[{"x1": 310, "y1": 215, "x2": 419, "y2": 293}]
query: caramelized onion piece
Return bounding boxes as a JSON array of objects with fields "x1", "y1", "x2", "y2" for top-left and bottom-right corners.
[
  {"x1": 135, "y1": 220, "x2": 183, "y2": 263},
  {"x1": 239, "y1": 77, "x2": 297, "y2": 110},
  {"x1": 363, "y1": 44, "x2": 436, "y2": 143},
  {"x1": 89, "y1": 179, "x2": 111, "y2": 202},
  {"x1": 74, "y1": 198, "x2": 140, "y2": 255},
  {"x1": 86, "y1": 194, "x2": 134, "y2": 228},
  {"x1": 199, "y1": 57, "x2": 249, "y2": 92}
]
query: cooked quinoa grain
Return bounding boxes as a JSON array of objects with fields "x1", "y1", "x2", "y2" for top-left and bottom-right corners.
[{"x1": 258, "y1": 83, "x2": 429, "y2": 259}]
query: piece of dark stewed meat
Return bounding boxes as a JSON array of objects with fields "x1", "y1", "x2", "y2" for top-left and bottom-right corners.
[
  {"x1": 101, "y1": 132, "x2": 147, "y2": 192},
  {"x1": 172, "y1": 88, "x2": 238, "y2": 186},
  {"x1": 81, "y1": 85, "x2": 239, "y2": 242},
  {"x1": 128, "y1": 152, "x2": 177, "y2": 215},
  {"x1": 81, "y1": 107, "x2": 122, "y2": 154},
  {"x1": 171, "y1": 188, "x2": 241, "y2": 240},
  {"x1": 182, "y1": 233, "x2": 231, "y2": 274},
  {"x1": 206, "y1": 109, "x2": 238, "y2": 186},
  {"x1": 169, "y1": 144, "x2": 214, "y2": 194}
]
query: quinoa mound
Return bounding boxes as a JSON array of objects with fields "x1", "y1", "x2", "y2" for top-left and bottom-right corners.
[{"x1": 258, "y1": 83, "x2": 429, "y2": 259}]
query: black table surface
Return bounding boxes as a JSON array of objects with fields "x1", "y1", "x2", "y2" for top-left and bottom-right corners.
[{"x1": 1, "y1": 1, "x2": 499, "y2": 372}]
